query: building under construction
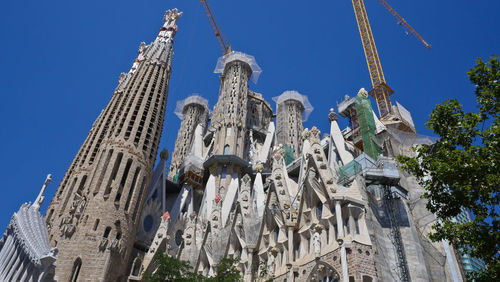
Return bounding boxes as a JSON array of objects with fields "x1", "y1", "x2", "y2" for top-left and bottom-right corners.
[{"x1": 0, "y1": 1, "x2": 470, "y2": 281}]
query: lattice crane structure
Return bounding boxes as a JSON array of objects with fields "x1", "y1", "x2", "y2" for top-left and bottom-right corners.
[
  {"x1": 200, "y1": 0, "x2": 231, "y2": 54},
  {"x1": 351, "y1": 0, "x2": 430, "y2": 121}
]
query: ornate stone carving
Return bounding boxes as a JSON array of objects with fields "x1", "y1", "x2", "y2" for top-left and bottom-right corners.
[{"x1": 328, "y1": 108, "x2": 339, "y2": 123}]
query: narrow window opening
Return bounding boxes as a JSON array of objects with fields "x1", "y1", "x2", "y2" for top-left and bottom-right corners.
[
  {"x1": 103, "y1": 227, "x2": 111, "y2": 238},
  {"x1": 94, "y1": 150, "x2": 113, "y2": 194},
  {"x1": 125, "y1": 167, "x2": 141, "y2": 212},
  {"x1": 70, "y1": 258, "x2": 82, "y2": 282},
  {"x1": 77, "y1": 175, "x2": 87, "y2": 194},
  {"x1": 61, "y1": 177, "x2": 78, "y2": 212},
  {"x1": 132, "y1": 177, "x2": 147, "y2": 221},
  {"x1": 47, "y1": 208, "x2": 55, "y2": 222},
  {"x1": 115, "y1": 159, "x2": 133, "y2": 204},
  {"x1": 93, "y1": 219, "x2": 100, "y2": 231},
  {"x1": 104, "y1": 152, "x2": 123, "y2": 197}
]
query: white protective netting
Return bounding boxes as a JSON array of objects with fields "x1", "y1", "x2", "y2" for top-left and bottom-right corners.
[
  {"x1": 272, "y1": 90, "x2": 314, "y2": 121},
  {"x1": 181, "y1": 155, "x2": 204, "y2": 170},
  {"x1": 174, "y1": 95, "x2": 209, "y2": 120},
  {"x1": 385, "y1": 127, "x2": 438, "y2": 147},
  {"x1": 213, "y1": 51, "x2": 262, "y2": 84},
  {"x1": 396, "y1": 101, "x2": 416, "y2": 130}
]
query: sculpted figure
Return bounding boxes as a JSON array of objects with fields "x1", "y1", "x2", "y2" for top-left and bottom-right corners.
[
  {"x1": 267, "y1": 252, "x2": 275, "y2": 275},
  {"x1": 313, "y1": 231, "x2": 321, "y2": 257}
]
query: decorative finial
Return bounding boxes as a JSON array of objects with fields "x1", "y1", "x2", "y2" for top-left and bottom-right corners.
[
  {"x1": 162, "y1": 211, "x2": 170, "y2": 222},
  {"x1": 357, "y1": 88, "x2": 369, "y2": 99},
  {"x1": 33, "y1": 174, "x2": 52, "y2": 210},
  {"x1": 160, "y1": 148, "x2": 169, "y2": 160},
  {"x1": 328, "y1": 108, "x2": 338, "y2": 123},
  {"x1": 163, "y1": 8, "x2": 183, "y2": 24}
]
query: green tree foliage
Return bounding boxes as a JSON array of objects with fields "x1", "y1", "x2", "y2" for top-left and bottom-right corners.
[
  {"x1": 144, "y1": 253, "x2": 203, "y2": 282},
  {"x1": 397, "y1": 56, "x2": 499, "y2": 281},
  {"x1": 145, "y1": 253, "x2": 242, "y2": 282}
]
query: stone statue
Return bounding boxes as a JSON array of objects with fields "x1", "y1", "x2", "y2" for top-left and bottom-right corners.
[
  {"x1": 313, "y1": 231, "x2": 321, "y2": 258},
  {"x1": 267, "y1": 252, "x2": 275, "y2": 275}
]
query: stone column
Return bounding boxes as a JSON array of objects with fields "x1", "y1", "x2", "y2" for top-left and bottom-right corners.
[
  {"x1": 20, "y1": 261, "x2": 33, "y2": 281},
  {"x1": 335, "y1": 200, "x2": 348, "y2": 282},
  {"x1": 288, "y1": 226, "x2": 294, "y2": 282},
  {"x1": 1, "y1": 244, "x2": 18, "y2": 279},
  {"x1": 5, "y1": 245, "x2": 22, "y2": 280},
  {"x1": 0, "y1": 235, "x2": 14, "y2": 268},
  {"x1": 245, "y1": 247, "x2": 254, "y2": 281},
  {"x1": 11, "y1": 255, "x2": 28, "y2": 281}
]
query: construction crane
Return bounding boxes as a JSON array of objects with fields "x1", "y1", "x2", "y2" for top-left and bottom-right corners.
[
  {"x1": 200, "y1": 0, "x2": 231, "y2": 54},
  {"x1": 377, "y1": 0, "x2": 432, "y2": 50},
  {"x1": 351, "y1": 0, "x2": 430, "y2": 121}
]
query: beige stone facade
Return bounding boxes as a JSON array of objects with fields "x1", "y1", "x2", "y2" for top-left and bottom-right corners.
[
  {"x1": 129, "y1": 51, "x2": 466, "y2": 282},
  {"x1": 44, "y1": 9, "x2": 182, "y2": 281}
]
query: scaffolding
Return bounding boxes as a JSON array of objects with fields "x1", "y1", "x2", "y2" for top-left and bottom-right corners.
[
  {"x1": 338, "y1": 159, "x2": 362, "y2": 184},
  {"x1": 355, "y1": 89, "x2": 382, "y2": 160},
  {"x1": 383, "y1": 185, "x2": 411, "y2": 282},
  {"x1": 282, "y1": 144, "x2": 295, "y2": 166}
]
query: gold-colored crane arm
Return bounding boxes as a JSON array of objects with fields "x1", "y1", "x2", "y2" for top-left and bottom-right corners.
[
  {"x1": 352, "y1": 0, "x2": 393, "y2": 120},
  {"x1": 200, "y1": 0, "x2": 231, "y2": 54},
  {"x1": 376, "y1": 0, "x2": 432, "y2": 50}
]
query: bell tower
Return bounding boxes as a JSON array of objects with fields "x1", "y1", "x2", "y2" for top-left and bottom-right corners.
[{"x1": 45, "y1": 9, "x2": 182, "y2": 281}]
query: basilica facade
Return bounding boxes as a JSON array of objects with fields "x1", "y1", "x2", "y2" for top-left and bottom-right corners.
[{"x1": 0, "y1": 7, "x2": 468, "y2": 282}]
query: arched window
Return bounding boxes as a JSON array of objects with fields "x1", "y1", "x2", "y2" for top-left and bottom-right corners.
[
  {"x1": 223, "y1": 145, "x2": 230, "y2": 155},
  {"x1": 274, "y1": 226, "x2": 279, "y2": 243},
  {"x1": 316, "y1": 202, "x2": 323, "y2": 220},
  {"x1": 362, "y1": 275, "x2": 373, "y2": 282},
  {"x1": 307, "y1": 261, "x2": 339, "y2": 282},
  {"x1": 70, "y1": 258, "x2": 82, "y2": 282},
  {"x1": 131, "y1": 257, "x2": 142, "y2": 276}
]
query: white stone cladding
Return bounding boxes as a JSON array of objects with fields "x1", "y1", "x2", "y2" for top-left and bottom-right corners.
[
  {"x1": 0, "y1": 175, "x2": 57, "y2": 282},
  {"x1": 168, "y1": 96, "x2": 209, "y2": 180},
  {"x1": 131, "y1": 92, "x2": 466, "y2": 282}
]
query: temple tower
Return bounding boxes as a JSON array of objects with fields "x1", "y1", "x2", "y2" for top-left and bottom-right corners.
[
  {"x1": 168, "y1": 95, "x2": 209, "y2": 180},
  {"x1": 201, "y1": 51, "x2": 263, "y2": 226},
  {"x1": 211, "y1": 61, "x2": 251, "y2": 158},
  {"x1": 273, "y1": 90, "x2": 313, "y2": 160},
  {"x1": 44, "y1": 9, "x2": 182, "y2": 281}
]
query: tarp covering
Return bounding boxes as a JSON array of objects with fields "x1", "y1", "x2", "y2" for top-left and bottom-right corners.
[
  {"x1": 272, "y1": 90, "x2": 314, "y2": 121},
  {"x1": 386, "y1": 127, "x2": 438, "y2": 147},
  {"x1": 214, "y1": 51, "x2": 262, "y2": 84},
  {"x1": 174, "y1": 95, "x2": 209, "y2": 120},
  {"x1": 355, "y1": 88, "x2": 381, "y2": 160},
  {"x1": 339, "y1": 159, "x2": 362, "y2": 184},
  {"x1": 282, "y1": 144, "x2": 295, "y2": 165}
]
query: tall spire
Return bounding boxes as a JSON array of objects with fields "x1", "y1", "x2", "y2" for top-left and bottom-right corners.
[
  {"x1": 33, "y1": 174, "x2": 52, "y2": 211},
  {"x1": 45, "y1": 9, "x2": 182, "y2": 281}
]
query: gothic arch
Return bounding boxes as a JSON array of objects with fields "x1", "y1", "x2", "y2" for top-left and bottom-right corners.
[
  {"x1": 70, "y1": 257, "x2": 82, "y2": 282},
  {"x1": 306, "y1": 261, "x2": 340, "y2": 282}
]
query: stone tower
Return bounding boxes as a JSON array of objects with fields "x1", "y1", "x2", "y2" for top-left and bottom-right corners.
[
  {"x1": 210, "y1": 61, "x2": 251, "y2": 158},
  {"x1": 168, "y1": 95, "x2": 209, "y2": 180},
  {"x1": 273, "y1": 90, "x2": 313, "y2": 159},
  {"x1": 44, "y1": 9, "x2": 182, "y2": 281}
]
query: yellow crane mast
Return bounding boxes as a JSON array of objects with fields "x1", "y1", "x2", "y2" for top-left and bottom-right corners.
[
  {"x1": 200, "y1": 0, "x2": 231, "y2": 54},
  {"x1": 351, "y1": 0, "x2": 430, "y2": 121}
]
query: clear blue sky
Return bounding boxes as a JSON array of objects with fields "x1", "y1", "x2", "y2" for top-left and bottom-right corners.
[{"x1": 0, "y1": 0, "x2": 498, "y2": 229}]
